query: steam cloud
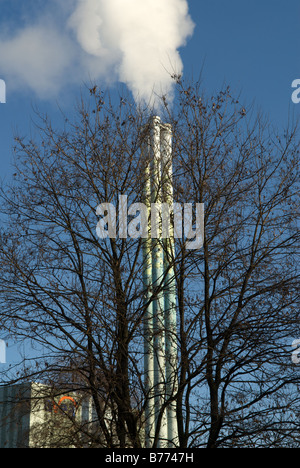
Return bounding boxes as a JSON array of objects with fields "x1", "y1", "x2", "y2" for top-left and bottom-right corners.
[
  {"x1": 0, "y1": 0, "x2": 195, "y2": 108},
  {"x1": 68, "y1": 0, "x2": 195, "y2": 108}
]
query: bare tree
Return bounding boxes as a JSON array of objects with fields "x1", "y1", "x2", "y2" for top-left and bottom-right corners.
[
  {"x1": 169, "y1": 82, "x2": 300, "y2": 447},
  {"x1": 0, "y1": 89, "x2": 148, "y2": 448},
  {"x1": 0, "y1": 81, "x2": 299, "y2": 448}
]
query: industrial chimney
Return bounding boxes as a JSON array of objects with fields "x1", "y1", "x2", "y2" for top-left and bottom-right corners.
[{"x1": 142, "y1": 116, "x2": 178, "y2": 448}]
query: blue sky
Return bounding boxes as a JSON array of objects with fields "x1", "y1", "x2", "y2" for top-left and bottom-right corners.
[
  {"x1": 0, "y1": 0, "x2": 300, "y2": 365},
  {"x1": 1, "y1": 1, "x2": 300, "y2": 181},
  {"x1": 186, "y1": 0, "x2": 300, "y2": 122}
]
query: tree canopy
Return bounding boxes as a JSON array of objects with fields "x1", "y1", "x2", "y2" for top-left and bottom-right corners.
[{"x1": 0, "y1": 80, "x2": 299, "y2": 448}]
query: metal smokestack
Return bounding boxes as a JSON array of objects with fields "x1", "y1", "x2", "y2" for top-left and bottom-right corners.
[
  {"x1": 150, "y1": 117, "x2": 168, "y2": 447},
  {"x1": 142, "y1": 130, "x2": 155, "y2": 448},
  {"x1": 143, "y1": 116, "x2": 178, "y2": 448},
  {"x1": 160, "y1": 124, "x2": 178, "y2": 447}
]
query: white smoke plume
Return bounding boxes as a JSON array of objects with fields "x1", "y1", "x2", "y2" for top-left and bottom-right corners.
[
  {"x1": 0, "y1": 0, "x2": 195, "y2": 108},
  {"x1": 68, "y1": 0, "x2": 195, "y2": 108}
]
